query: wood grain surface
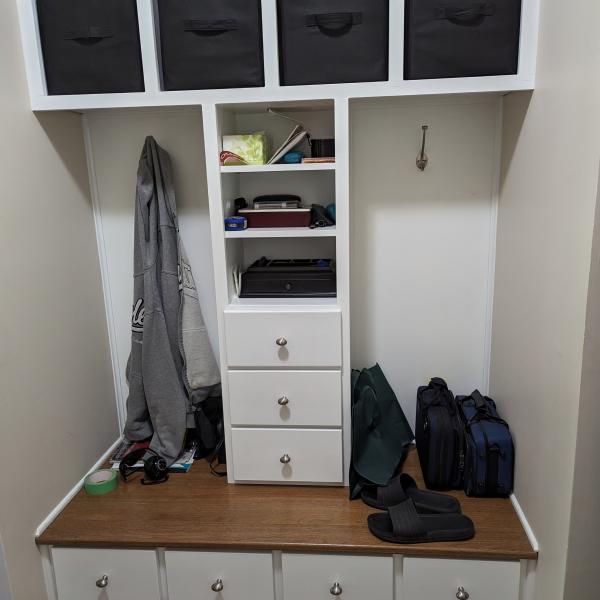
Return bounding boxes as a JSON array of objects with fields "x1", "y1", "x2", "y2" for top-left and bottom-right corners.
[{"x1": 37, "y1": 448, "x2": 536, "y2": 560}]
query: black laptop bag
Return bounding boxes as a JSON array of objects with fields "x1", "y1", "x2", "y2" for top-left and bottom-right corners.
[
  {"x1": 415, "y1": 377, "x2": 465, "y2": 489},
  {"x1": 37, "y1": 0, "x2": 144, "y2": 95}
]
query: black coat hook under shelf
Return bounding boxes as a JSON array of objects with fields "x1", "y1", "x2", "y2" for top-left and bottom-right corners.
[{"x1": 416, "y1": 125, "x2": 429, "y2": 171}]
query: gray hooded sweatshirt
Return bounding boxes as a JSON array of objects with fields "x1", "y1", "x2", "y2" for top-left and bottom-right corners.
[{"x1": 124, "y1": 136, "x2": 220, "y2": 465}]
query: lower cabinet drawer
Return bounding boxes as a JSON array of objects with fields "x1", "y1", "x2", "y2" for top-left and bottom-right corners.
[
  {"x1": 403, "y1": 558, "x2": 521, "y2": 600},
  {"x1": 52, "y1": 548, "x2": 160, "y2": 600},
  {"x1": 165, "y1": 550, "x2": 274, "y2": 600},
  {"x1": 228, "y1": 370, "x2": 342, "y2": 427},
  {"x1": 231, "y1": 428, "x2": 343, "y2": 483},
  {"x1": 282, "y1": 553, "x2": 393, "y2": 600}
]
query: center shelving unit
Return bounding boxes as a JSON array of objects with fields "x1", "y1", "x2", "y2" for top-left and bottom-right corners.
[{"x1": 202, "y1": 98, "x2": 351, "y2": 484}]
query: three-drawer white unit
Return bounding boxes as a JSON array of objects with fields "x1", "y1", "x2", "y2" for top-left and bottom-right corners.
[{"x1": 223, "y1": 308, "x2": 345, "y2": 484}]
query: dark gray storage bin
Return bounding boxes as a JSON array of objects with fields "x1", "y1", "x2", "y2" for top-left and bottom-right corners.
[
  {"x1": 36, "y1": 0, "x2": 144, "y2": 95},
  {"x1": 405, "y1": 0, "x2": 522, "y2": 80},
  {"x1": 157, "y1": 0, "x2": 264, "y2": 91},
  {"x1": 278, "y1": 0, "x2": 389, "y2": 86}
]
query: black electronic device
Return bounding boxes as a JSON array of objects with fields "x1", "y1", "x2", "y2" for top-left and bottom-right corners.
[{"x1": 240, "y1": 258, "x2": 336, "y2": 298}]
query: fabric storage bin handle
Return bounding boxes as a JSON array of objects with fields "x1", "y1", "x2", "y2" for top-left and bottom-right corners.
[
  {"x1": 183, "y1": 19, "x2": 238, "y2": 34},
  {"x1": 64, "y1": 26, "x2": 113, "y2": 42},
  {"x1": 435, "y1": 3, "x2": 495, "y2": 22},
  {"x1": 305, "y1": 12, "x2": 362, "y2": 36}
]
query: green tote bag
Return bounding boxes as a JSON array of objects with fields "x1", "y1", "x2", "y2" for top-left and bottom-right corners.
[{"x1": 350, "y1": 364, "x2": 414, "y2": 499}]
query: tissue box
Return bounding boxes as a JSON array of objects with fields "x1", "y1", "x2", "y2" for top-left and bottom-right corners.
[{"x1": 222, "y1": 133, "x2": 268, "y2": 165}]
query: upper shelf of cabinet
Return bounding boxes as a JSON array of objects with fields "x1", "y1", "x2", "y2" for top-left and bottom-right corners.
[
  {"x1": 16, "y1": 0, "x2": 539, "y2": 112},
  {"x1": 221, "y1": 163, "x2": 335, "y2": 174}
]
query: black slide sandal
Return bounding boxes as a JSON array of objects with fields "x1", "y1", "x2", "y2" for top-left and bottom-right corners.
[
  {"x1": 361, "y1": 473, "x2": 461, "y2": 514},
  {"x1": 367, "y1": 499, "x2": 475, "y2": 544}
]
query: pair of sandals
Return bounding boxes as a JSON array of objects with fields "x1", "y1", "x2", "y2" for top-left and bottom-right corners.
[{"x1": 362, "y1": 474, "x2": 475, "y2": 544}]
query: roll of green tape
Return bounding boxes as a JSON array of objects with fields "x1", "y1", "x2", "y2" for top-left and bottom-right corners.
[{"x1": 84, "y1": 469, "x2": 118, "y2": 496}]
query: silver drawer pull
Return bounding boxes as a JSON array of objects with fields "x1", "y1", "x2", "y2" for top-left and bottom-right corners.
[
  {"x1": 280, "y1": 454, "x2": 291, "y2": 464},
  {"x1": 276, "y1": 337, "x2": 288, "y2": 347},
  {"x1": 278, "y1": 396, "x2": 289, "y2": 406},
  {"x1": 211, "y1": 579, "x2": 224, "y2": 592},
  {"x1": 96, "y1": 575, "x2": 109, "y2": 589},
  {"x1": 330, "y1": 582, "x2": 343, "y2": 596},
  {"x1": 456, "y1": 586, "x2": 469, "y2": 600}
]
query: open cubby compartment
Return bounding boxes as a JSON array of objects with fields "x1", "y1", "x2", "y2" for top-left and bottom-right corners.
[
  {"x1": 225, "y1": 236, "x2": 338, "y2": 306},
  {"x1": 217, "y1": 99, "x2": 335, "y2": 168},
  {"x1": 220, "y1": 170, "x2": 336, "y2": 222}
]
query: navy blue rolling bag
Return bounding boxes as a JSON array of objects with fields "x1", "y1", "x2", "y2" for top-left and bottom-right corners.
[{"x1": 457, "y1": 390, "x2": 514, "y2": 497}]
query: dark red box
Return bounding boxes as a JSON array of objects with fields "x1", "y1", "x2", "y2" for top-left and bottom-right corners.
[{"x1": 238, "y1": 208, "x2": 311, "y2": 228}]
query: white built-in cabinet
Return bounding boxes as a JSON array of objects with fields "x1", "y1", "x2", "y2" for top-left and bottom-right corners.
[
  {"x1": 20, "y1": 1, "x2": 540, "y2": 598},
  {"x1": 47, "y1": 547, "x2": 526, "y2": 600}
]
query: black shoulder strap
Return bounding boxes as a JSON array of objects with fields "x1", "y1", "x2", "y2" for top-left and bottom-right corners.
[{"x1": 471, "y1": 389, "x2": 488, "y2": 411}]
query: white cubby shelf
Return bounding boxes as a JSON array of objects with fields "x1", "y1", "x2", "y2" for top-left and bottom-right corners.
[
  {"x1": 221, "y1": 163, "x2": 335, "y2": 174},
  {"x1": 225, "y1": 227, "x2": 336, "y2": 239}
]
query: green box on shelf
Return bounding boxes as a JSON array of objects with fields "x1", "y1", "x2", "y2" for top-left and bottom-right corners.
[{"x1": 222, "y1": 132, "x2": 268, "y2": 165}]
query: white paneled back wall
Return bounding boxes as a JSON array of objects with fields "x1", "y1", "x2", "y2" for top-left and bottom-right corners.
[
  {"x1": 350, "y1": 95, "x2": 501, "y2": 427},
  {"x1": 84, "y1": 107, "x2": 218, "y2": 427},
  {"x1": 86, "y1": 97, "x2": 502, "y2": 432}
]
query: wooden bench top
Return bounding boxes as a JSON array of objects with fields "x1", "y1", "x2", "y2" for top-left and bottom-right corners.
[{"x1": 37, "y1": 448, "x2": 536, "y2": 561}]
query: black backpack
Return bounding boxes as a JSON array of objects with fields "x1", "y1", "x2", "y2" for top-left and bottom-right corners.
[{"x1": 415, "y1": 377, "x2": 465, "y2": 489}]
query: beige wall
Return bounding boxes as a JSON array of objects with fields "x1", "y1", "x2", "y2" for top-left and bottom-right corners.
[
  {"x1": 0, "y1": 2, "x2": 119, "y2": 599},
  {"x1": 563, "y1": 167, "x2": 600, "y2": 600},
  {"x1": 491, "y1": 0, "x2": 600, "y2": 597}
]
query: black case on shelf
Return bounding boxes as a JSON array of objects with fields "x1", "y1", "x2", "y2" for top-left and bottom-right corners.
[
  {"x1": 157, "y1": 0, "x2": 264, "y2": 91},
  {"x1": 277, "y1": 0, "x2": 389, "y2": 86},
  {"x1": 36, "y1": 0, "x2": 144, "y2": 95},
  {"x1": 404, "y1": 0, "x2": 522, "y2": 80},
  {"x1": 240, "y1": 259, "x2": 337, "y2": 298}
]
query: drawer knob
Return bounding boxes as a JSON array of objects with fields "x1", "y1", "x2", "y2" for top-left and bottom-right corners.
[
  {"x1": 96, "y1": 575, "x2": 109, "y2": 589},
  {"x1": 330, "y1": 582, "x2": 343, "y2": 596},
  {"x1": 211, "y1": 579, "x2": 224, "y2": 592},
  {"x1": 278, "y1": 395, "x2": 290, "y2": 406},
  {"x1": 280, "y1": 453, "x2": 291, "y2": 464},
  {"x1": 456, "y1": 586, "x2": 469, "y2": 600},
  {"x1": 276, "y1": 337, "x2": 288, "y2": 347}
]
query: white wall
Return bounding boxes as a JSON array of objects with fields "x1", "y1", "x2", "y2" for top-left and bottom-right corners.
[
  {"x1": 84, "y1": 107, "x2": 219, "y2": 425},
  {"x1": 490, "y1": 0, "x2": 600, "y2": 596},
  {"x1": 0, "y1": 1, "x2": 119, "y2": 598},
  {"x1": 350, "y1": 95, "x2": 501, "y2": 424}
]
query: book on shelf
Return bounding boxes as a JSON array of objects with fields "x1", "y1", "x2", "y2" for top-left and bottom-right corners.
[{"x1": 302, "y1": 157, "x2": 335, "y2": 164}]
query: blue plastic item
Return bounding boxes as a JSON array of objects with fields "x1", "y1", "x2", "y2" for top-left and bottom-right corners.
[
  {"x1": 281, "y1": 151, "x2": 304, "y2": 164},
  {"x1": 224, "y1": 216, "x2": 247, "y2": 231},
  {"x1": 326, "y1": 203, "x2": 336, "y2": 223}
]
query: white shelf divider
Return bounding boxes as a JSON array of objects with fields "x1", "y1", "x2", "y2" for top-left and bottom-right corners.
[
  {"x1": 225, "y1": 227, "x2": 336, "y2": 239},
  {"x1": 220, "y1": 163, "x2": 335, "y2": 174}
]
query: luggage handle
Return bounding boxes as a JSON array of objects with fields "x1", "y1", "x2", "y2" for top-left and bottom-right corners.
[
  {"x1": 435, "y1": 3, "x2": 495, "y2": 22},
  {"x1": 64, "y1": 27, "x2": 113, "y2": 42},
  {"x1": 471, "y1": 389, "x2": 488, "y2": 412},
  {"x1": 184, "y1": 19, "x2": 238, "y2": 34},
  {"x1": 306, "y1": 12, "x2": 362, "y2": 36}
]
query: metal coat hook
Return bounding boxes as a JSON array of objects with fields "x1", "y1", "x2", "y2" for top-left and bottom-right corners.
[{"x1": 416, "y1": 125, "x2": 429, "y2": 171}]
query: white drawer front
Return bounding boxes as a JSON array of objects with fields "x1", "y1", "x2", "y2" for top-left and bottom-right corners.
[
  {"x1": 165, "y1": 550, "x2": 274, "y2": 600},
  {"x1": 282, "y1": 553, "x2": 393, "y2": 600},
  {"x1": 231, "y1": 428, "x2": 343, "y2": 483},
  {"x1": 224, "y1": 310, "x2": 342, "y2": 367},
  {"x1": 403, "y1": 558, "x2": 521, "y2": 600},
  {"x1": 229, "y1": 370, "x2": 342, "y2": 427},
  {"x1": 52, "y1": 548, "x2": 160, "y2": 600}
]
